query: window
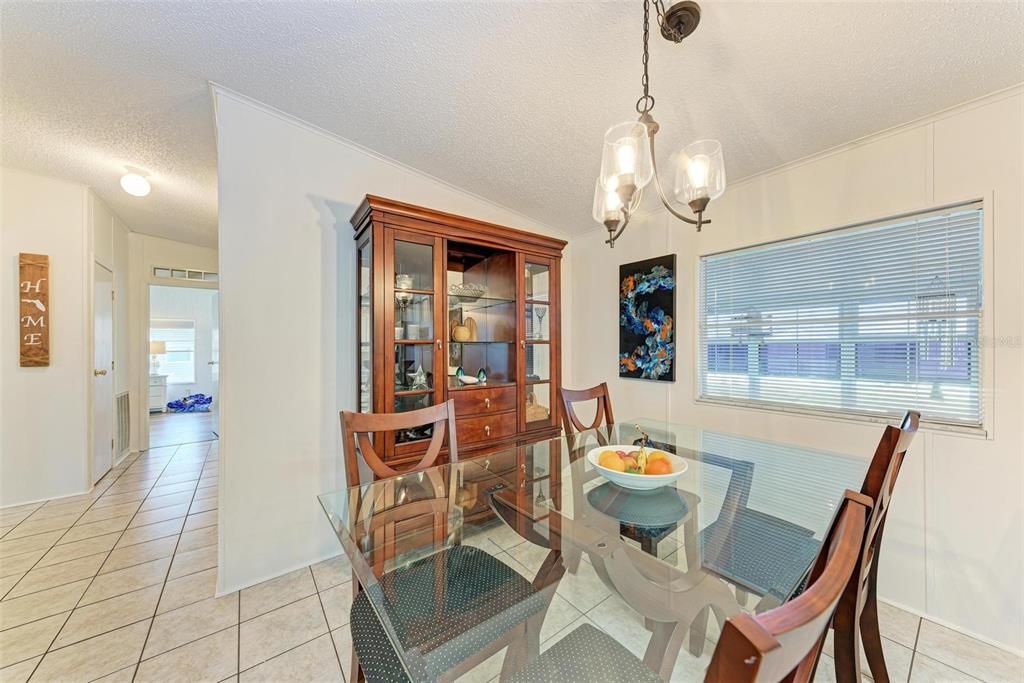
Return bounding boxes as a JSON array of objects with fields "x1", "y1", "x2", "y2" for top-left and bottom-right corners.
[
  {"x1": 150, "y1": 319, "x2": 196, "y2": 384},
  {"x1": 698, "y1": 203, "x2": 983, "y2": 427}
]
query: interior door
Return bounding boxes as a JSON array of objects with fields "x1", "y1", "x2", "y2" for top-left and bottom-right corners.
[
  {"x1": 92, "y1": 263, "x2": 114, "y2": 483},
  {"x1": 209, "y1": 289, "x2": 219, "y2": 425}
]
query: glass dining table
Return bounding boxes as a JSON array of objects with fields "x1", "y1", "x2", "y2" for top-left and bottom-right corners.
[{"x1": 318, "y1": 419, "x2": 869, "y2": 682}]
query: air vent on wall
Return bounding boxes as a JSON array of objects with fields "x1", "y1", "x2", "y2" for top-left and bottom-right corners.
[
  {"x1": 153, "y1": 267, "x2": 218, "y2": 282},
  {"x1": 115, "y1": 392, "x2": 131, "y2": 458}
]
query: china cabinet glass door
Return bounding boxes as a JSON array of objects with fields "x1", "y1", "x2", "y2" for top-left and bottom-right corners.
[
  {"x1": 522, "y1": 257, "x2": 555, "y2": 430},
  {"x1": 388, "y1": 231, "x2": 444, "y2": 446},
  {"x1": 357, "y1": 235, "x2": 373, "y2": 413}
]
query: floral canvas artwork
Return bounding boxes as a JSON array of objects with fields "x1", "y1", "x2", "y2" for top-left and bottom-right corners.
[{"x1": 619, "y1": 255, "x2": 676, "y2": 381}]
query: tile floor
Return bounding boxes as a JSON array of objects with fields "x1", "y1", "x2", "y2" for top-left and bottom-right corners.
[{"x1": 2, "y1": 442, "x2": 1022, "y2": 683}]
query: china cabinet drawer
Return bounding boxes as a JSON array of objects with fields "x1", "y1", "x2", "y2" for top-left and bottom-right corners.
[
  {"x1": 149, "y1": 375, "x2": 167, "y2": 387},
  {"x1": 456, "y1": 411, "x2": 517, "y2": 445},
  {"x1": 450, "y1": 385, "x2": 516, "y2": 417}
]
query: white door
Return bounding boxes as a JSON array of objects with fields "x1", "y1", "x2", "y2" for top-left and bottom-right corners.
[
  {"x1": 93, "y1": 263, "x2": 114, "y2": 483},
  {"x1": 209, "y1": 290, "x2": 219, "y2": 425}
]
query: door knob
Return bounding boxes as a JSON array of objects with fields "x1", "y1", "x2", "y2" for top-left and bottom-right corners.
[{"x1": 94, "y1": 369, "x2": 107, "y2": 376}]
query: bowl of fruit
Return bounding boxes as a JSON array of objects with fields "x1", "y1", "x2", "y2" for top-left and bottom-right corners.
[{"x1": 586, "y1": 444, "x2": 688, "y2": 491}]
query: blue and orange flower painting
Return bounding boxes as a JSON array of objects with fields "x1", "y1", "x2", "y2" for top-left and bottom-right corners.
[{"x1": 619, "y1": 255, "x2": 676, "y2": 381}]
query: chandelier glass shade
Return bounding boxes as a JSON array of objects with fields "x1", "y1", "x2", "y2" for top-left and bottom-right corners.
[
  {"x1": 673, "y1": 139, "x2": 726, "y2": 207},
  {"x1": 599, "y1": 121, "x2": 654, "y2": 196},
  {"x1": 593, "y1": 0, "x2": 726, "y2": 247}
]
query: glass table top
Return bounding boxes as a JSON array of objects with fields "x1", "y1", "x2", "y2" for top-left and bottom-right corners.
[{"x1": 318, "y1": 418, "x2": 869, "y2": 682}]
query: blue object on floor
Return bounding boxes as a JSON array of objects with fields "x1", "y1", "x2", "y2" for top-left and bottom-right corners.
[{"x1": 167, "y1": 393, "x2": 213, "y2": 412}]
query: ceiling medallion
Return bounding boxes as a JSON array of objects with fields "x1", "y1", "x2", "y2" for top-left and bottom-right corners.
[{"x1": 592, "y1": 0, "x2": 726, "y2": 247}]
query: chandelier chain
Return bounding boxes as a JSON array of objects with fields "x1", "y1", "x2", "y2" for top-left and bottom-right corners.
[{"x1": 636, "y1": 0, "x2": 655, "y2": 114}]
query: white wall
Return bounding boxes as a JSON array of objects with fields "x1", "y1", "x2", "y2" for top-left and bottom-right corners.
[
  {"x1": 1, "y1": 170, "x2": 134, "y2": 503},
  {"x1": 569, "y1": 89, "x2": 1024, "y2": 652},
  {"x1": 1, "y1": 168, "x2": 91, "y2": 504},
  {"x1": 213, "y1": 86, "x2": 574, "y2": 594},
  {"x1": 128, "y1": 233, "x2": 218, "y2": 451},
  {"x1": 149, "y1": 285, "x2": 218, "y2": 404}
]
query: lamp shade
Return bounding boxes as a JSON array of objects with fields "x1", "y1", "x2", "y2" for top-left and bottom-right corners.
[
  {"x1": 592, "y1": 177, "x2": 641, "y2": 226},
  {"x1": 599, "y1": 121, "x2": 653, "y2": 194},
  {"x1": 673, "y1": 139, "x2": 726, "y2": 205},
  {"x1": 149, "y1": 341, "x2": 167, "y2": 355}
]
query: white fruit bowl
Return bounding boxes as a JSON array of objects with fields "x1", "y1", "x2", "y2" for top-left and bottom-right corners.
[{"x1": 586, "y1": 445, "x2": 688, "y2": 491}]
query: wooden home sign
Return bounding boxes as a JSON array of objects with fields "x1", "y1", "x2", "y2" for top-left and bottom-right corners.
[{"x1": 19, "y1": 253, "x2": 49, "y2": 367}]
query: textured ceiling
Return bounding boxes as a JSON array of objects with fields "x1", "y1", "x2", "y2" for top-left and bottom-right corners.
[{"x1": 3, "y1": 2, "x2": 1022, "y2": 247}]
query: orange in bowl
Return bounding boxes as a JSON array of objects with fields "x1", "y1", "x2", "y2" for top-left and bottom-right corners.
[
  {"x1": 598, "y1": 451, "x2": 626, "y2": 472},
  {"x1": 644, "y1": 459, "x2": 672, "y2": 476}
]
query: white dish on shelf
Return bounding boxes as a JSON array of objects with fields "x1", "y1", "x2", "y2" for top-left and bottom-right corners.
[
  {"x1": 456, "y1": 375, "x2": 479, "y2": 385},
  {"x1": 448, "y1": 283, "x2": 488, "y2": 298},
  {"x1": 586, "y1": 445, "x2": 688, "y2": 491}
]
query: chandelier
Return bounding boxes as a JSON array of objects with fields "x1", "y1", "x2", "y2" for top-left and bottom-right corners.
[{"x1": 592, "y1": 0, "x2": 726, "y2": 247}]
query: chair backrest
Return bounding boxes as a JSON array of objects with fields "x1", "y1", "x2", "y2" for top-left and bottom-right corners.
[
  {"x1": 558, "y1": 383, "x2": 615, "y2": 435},
  {"x1": 856, "y1": 410, "x2": 919, "y2": 589},
  {"x1": 704, "y1": 491, "x2": 872, "y2": 683},
  {"x1": 341, "y1": 399, "x2": 459, "y2": 486}
]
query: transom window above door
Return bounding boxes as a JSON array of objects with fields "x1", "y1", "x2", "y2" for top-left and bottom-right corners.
[{"x1": 698, "y1": 202, "x2": 984, "y2": 428}]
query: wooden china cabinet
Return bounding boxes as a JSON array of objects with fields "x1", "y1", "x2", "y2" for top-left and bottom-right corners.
[{"x1": 351, "y1": 195, "x2": 566, "y2": 468}]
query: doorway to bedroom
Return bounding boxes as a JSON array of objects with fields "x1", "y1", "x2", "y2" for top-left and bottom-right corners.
[{"x1": 148, "y1": 284, "x2": 219, "y2": 447}]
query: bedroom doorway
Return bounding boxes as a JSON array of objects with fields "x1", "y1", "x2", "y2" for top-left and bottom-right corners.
[{"x1": 148, "y1": 284, "x2": 219, "y2": 447}]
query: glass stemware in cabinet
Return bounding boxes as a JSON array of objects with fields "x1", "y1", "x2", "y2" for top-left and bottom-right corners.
[{"x1": 526, "y1": 303, "x2": 550, "y2": 341}]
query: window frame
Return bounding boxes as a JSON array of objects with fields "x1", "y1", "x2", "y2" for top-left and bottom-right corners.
[{"x1": 693, "y1": 199, "x2": 992, "y2": 437}]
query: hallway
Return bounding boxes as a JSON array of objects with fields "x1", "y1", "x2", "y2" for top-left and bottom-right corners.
[{"x1": 148, "y1": 412, "x2": 219, "y2": 448}]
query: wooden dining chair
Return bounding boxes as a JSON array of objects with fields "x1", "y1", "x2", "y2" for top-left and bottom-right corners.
[
  {"x1": 506, "y1": 490, "x2": 872, "y2": 683},
  {"x1": 341, "y1": 399, "x2": 459, "y2": 486},
  {"x1": 558, "y1": 383, "x2": 615, "y2": 435},
  {"x1": 832, "y1": 410, "x2": 919, "y2": 683},
  {"x1": 339, "y1": 401, "x2": 546, "y2": 683},
  {"x1": 704, "y1": 490, "x2": 872, "y2": 682}
]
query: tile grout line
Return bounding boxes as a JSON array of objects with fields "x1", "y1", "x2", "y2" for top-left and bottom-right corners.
[
  {"x1": 0, "y1": 456, "x2": 145, "y2": 601},
  {"x1": 1, "y1": 532, "x2": 220, "y2": 609},
  {"x1": 311, "y1": 565, "x2": 347, "y2": 679},
  {"x1": 19, "y1": 447, "x2": 181, "y2": 682},
  {"x1": 130, "y1": 441, "x2": 215, "y2": 682},
  {"x1": 906, "y1": 616, "x2": 923, "y2": 681}
]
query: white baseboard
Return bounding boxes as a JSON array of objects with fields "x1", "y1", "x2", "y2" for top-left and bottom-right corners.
[{"x1": 879, "y1": 597, "x2": 1024, "y2": 658}]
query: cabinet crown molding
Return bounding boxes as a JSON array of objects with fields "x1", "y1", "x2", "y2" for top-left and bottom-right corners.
[{"x1": 351, "y1": 195, "x2": 567, "y2": 258}]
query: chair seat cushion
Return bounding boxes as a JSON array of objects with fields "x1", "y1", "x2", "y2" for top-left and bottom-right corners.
[
  {"x1": 351, "y1": 545, "x2": 545, "y2": 682},
  {"x1": 508, "y1": 623, "x2": 661, "y2": 682},
  {"x1": 700, "y1": 507, "x2": 821, "y2": 601}
]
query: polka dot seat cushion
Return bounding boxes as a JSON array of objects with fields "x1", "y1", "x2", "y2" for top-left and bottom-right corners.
[
  {"x1": 700, "y1": 506, "x2": 821, "y2": 602},
  {"x1": 508, "y1": 623, "x2": 661, "y2": 682},
  {"x1": 350, "y1": 545, "x2": 547, "y2": 682}
]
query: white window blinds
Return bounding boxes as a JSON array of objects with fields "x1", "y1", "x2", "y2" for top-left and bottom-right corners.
[
  {"x1": 151, "y1": 319, "x2": 196, "y2": 384},
  {"x1": 698, "y1": 203, "x2": 984, "y2": 427}
]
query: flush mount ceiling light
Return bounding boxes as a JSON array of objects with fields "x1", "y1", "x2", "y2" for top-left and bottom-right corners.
[
  {"x1": 592, "y1": 0, "x2": 726, "y2": 247},
  {"x1": 120, "y1": 172, "x2": 151, "y2": 197}
]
